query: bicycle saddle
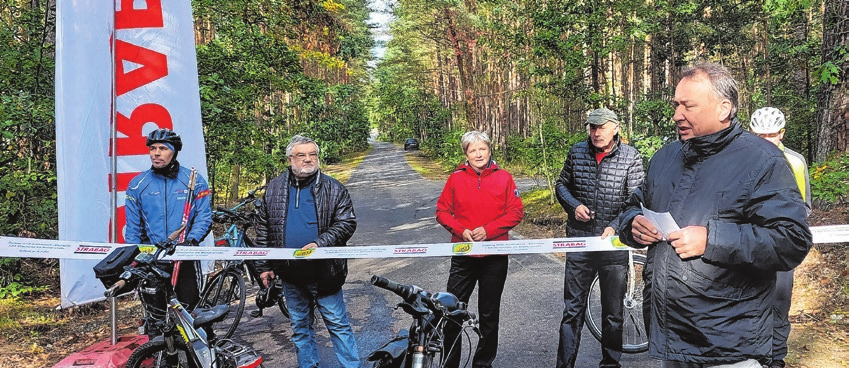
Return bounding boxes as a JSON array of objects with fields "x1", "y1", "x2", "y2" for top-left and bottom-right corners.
[{"x1": 192, "y1": 304, "x2": 230, "y2": 328}]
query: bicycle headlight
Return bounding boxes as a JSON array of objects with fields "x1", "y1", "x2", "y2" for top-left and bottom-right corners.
[{"x1": 431, "y1": 292, "x2": 460, "y2": 313}]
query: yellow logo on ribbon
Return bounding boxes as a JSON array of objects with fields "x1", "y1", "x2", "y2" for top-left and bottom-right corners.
[
  {"x1": 293, "y1": 249, "x2": 315, "y2": 258},
  {"x1": 611, "y1": 236, "x2": 629, "y2": 249},
  {"x1": 452, "y1": 243, "x2": 472, "y2": 254},
  {"x1": 139, "y1": 245, "x2": 156, "y2": 254}
]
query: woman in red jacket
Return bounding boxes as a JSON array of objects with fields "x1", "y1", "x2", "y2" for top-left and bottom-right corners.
[{"x1": 436, "y1": 131, "x2": 524, "y2": 368}]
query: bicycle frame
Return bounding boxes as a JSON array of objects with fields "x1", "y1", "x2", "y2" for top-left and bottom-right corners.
[{"x1": 165, "y1": 296, "x2": 217, "y2": 367}]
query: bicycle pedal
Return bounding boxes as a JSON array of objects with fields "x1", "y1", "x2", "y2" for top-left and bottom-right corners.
[{"x1": 249, "y1": 310, "x2": 263, "y2": 318}]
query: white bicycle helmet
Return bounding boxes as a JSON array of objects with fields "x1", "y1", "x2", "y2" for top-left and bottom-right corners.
[{"x1": 750, "y1": 107, "x2": 785, "y2": 134}]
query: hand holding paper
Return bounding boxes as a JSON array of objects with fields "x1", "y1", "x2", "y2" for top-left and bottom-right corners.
[{"x1": 640, "y1": 203, "x2": 680, "y2": 241}]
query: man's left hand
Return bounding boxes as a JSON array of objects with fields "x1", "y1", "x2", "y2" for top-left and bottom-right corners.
[
  {"x1": 666, "y1": 226, "x2": 707, "y2": 259},
  {"x1": 302, "y1": 242, "x2": 318, "y2": 250}
]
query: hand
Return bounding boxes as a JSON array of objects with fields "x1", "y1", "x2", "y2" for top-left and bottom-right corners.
[
  {"x1": 471, "y1": 227, "x2": 487, "y2": 242},
  {"x1": 301, "y1": 242, "x2": 318, "y2": 250},
  {"x1": 575, "y1": 205, "x2": 594, "y2": 222},
  {"x1": 462, "y1": 229, "x2": 475, "y2": 242},
  {"x1": 667, "y1": 226, "x2": 707, "y2": 259},
  {"x1": 177, "y1": 238, "x2": 199, "y2": 247},
  {"x1": 631, "y1": 215, "x2": 662, "y2": 245},
  {"x1": 600, "y1": 227, "x2": 615, "y2": 239},
  {"x1": 260, "y1": 271, "x2": 275, "y2": 288}
]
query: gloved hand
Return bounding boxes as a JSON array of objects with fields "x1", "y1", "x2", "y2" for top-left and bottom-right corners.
[{"x1": 177, "y1": 238, "x2": 199, "y2": 247}]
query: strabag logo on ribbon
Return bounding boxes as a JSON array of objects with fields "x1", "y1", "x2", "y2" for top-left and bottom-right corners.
[
  {"x1": 74, "y1": 245, "x2": 112, "y2": 254},
  {"x1": 452, "y1": 243, "x2": 472, "y2": 255},
  {"x1": 235, "y1": 250, "x2": 269, "y2": 257},
  {"x1": 293, "y1": 249, "x2": 315, "y2": 258},
  {"x1": 394, "y1": 247, "x2": 428, "y2": 255},
  {"x1": 553, "y1": 241, "x2": 586, "y2": 249}
]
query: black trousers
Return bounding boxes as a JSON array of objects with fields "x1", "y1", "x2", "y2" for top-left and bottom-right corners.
[
  {"x1": 443, "y1": 255, "x2": 509, "y2": 368},
  {"x1": 557, "y1": 251, "x2": 627, "y2": 368},
  {"x1": 170, "y1": 260, "x2": 201, "y2": 310},
  {"x1": 770, "y1": 269, "x2": 794, "y2": 365}
]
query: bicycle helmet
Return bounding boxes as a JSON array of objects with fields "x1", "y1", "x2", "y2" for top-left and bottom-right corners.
[
  {"x1": 750, "y1": 107, "x2": 785, "y2": 134},
  {"x1": 145, "y1": 128, "x2": 183, "y2": 152}
]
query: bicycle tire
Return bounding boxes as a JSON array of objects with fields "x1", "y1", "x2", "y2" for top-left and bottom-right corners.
[
  {"x1": 197, "y1": 268, "x2": 246, "y2": 340},
  {"x1": 586, "y1": 253, "x2": 648, "y2": 354},
  {"x1": 126, "y1": 338, "x2": 195, "y2": 368}
]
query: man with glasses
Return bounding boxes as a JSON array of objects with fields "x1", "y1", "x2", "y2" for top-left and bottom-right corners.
[
  {"x1": 255, "y1": 134, "x2": 360, "y2": 368},
  {"x1": 750, "y1": 107, "x2": 811, "y2": 368}
]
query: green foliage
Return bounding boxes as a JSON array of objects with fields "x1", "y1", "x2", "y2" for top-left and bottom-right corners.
[
  {"x1": 0, "y1": 277, "x2": 47, "y2": 299},
  {"x1": 0, "y1": 3, "x2": 57, "y2": 239},
  {"x1": 810, "y1": 152, "x2": 849, "y2": 204}
]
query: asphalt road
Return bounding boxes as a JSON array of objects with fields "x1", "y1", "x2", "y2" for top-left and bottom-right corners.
[{"x1": 234, "y1": 139, "x2": 661, "y2": 368}]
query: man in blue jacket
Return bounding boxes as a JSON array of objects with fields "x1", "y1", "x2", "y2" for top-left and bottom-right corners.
[
  {"x1": 619, "y1": 63, "x2": 811, "y2": 367},
  {"x1": 125, "y1": 128, "x2": 212, "y2": 310}
]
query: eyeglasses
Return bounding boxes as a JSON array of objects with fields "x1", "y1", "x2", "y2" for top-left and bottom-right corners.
[{"x1": 290, "y1": 152, "x2": 318, "y2": 161}]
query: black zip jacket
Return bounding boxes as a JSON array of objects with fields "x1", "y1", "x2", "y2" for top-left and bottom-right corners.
[
  {"x1": 555, "y1": 135, "x2": 645, "y2": 239},
  {"x1": 617, "y1": 121, "x2": 812, "y2": 363},
  {"x1": 255, "y1": 168, "x2": 357, "y2": 296}
]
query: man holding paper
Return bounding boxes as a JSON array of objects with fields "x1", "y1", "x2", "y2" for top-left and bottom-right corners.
[
  {"x1": 617, "y1": 63, "x2": 811, "y2": 367},
  {"x1": 554, "y1": 108, "x2": 644, "y2": 368}
]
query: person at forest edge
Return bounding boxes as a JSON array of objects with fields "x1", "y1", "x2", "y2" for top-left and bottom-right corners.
[
  {"x1": 554, "y1": 108, "x2": 645, "y2": 368},
  {"x1": 255, "y1": 135, "x2": 360, "y2": 368},
  {"x1": 750, "y1": 107, "x2": 812, "y2": 368},
  {"x1": 436, "y1": 131, "x2": 524, "y2": 368},
  {"x1": 618, "y1": 62, "x2": 811, "y2": 367},
  {"x1": 125, "y1": 128, "x2": 212, "y2": 311}
]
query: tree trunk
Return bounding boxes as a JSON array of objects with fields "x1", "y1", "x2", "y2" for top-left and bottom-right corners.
[{"x1": 816, "y1": 0, "x2": 849, "y2": 161}]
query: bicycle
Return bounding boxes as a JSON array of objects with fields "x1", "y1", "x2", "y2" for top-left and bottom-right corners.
[
  {"x1": 205, "y1": 185, "x2": 289, "y2": 332},
  {"x1": 367, "y1": 275, "x2": 479, "y2": 368},
  {"x1": 104, "y1": 240, "x2": 265, "y2": 368},
  {"x1": 586, "y1": 248, "x2": 648, "y2": 353}
]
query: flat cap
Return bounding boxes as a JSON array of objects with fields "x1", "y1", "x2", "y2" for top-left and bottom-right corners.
[{"x1": 586, "y1": 108, "x2": 620, "y2": 126}]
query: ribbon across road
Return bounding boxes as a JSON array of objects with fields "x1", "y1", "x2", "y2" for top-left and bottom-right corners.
[{"x1": 1, "y1": 224, "x2": 847, "y2": 261}]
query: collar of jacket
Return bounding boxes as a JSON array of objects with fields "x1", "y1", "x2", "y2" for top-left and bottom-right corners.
[
  {"x1": 151, "y1": 159, "x2": 180, "y2": 179},
  {"x1": 681, "y1": 119, "x2": 743, "y2": 163},
  {"x1": 586, "y1": 134, "x2": 622, "y2": 156},
  {"x1": 286, "y1": 168, "x2": 323, "y2": 189},
  {"x1": 457, "y1": 159, "x2": 499, "y2": 176}
]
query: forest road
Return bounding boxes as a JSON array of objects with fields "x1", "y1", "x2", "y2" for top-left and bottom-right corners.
[{"x1": 233, "y1": 139, "x2": 661, "y2": 368}]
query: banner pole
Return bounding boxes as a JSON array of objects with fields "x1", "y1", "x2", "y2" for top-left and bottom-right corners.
[{"x1": 109, "y1": 0, "x2": 118, "y2": 346}]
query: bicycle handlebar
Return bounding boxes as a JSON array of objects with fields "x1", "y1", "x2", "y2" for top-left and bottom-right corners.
[{"x1": 371, "y1": 275, "x2": 418, "y2": 302}]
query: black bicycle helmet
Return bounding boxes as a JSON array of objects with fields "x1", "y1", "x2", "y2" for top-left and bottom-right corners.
[{"x1": 145, "y1": 128, "x2": 183, "y2": 152}]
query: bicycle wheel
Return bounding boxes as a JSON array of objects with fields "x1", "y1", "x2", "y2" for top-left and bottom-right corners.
[
  {"x1": 586, "y1": 253, "x2": 648, "y2": 353},
  {"x1": 197, "y1": 268, "x2": 246, "y2": 340},
  {"x1": 126, "y1": 338, "x2": 195, "y2": 368}
]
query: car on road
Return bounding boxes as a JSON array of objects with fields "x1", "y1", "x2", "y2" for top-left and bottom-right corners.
[{"x1": 403, "y1": 138, "x2": 419, "y2": 151}]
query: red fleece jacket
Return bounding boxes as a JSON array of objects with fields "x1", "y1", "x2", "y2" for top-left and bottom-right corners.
[{"x1": 435, "y1": 161, "x2": 524, "y2": 242}]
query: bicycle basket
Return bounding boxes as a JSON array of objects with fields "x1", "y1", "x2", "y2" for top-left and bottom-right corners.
[{"x1": 216, "y1": 340, "x2": 263, "y2": 368}]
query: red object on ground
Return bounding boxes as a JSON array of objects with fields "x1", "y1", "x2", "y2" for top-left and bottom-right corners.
[{"x1": 51, "y1": 335, "x2": 149, "y2": 368}]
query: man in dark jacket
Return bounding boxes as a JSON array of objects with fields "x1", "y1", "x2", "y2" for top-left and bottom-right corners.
[
  {"x1": 555, "y1": 108, "x2": 645, "y2": 368},
  {"x1": 255, "y1": 135, "x2": 360, "y2": 368},
  {"x1": 620, "y1": 63, "x2": 812, "y2": 367}
]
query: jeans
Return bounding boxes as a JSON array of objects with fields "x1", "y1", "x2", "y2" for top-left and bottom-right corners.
[
  {"x1": 283, "y1": 282, "x2": 361, "y2": 368},
  {"x1": 557, "y1": 251, "x2": 627, "y2": 368},
  {"x1": 443, "y1": 255, "x2": 509, "y2": 368},
  {"x1": 661, "y1": 359, "x2": 763, "y2": 368}
]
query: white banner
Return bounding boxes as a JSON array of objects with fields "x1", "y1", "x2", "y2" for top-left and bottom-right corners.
[
  {"x1": 2, "y1": 225, "x2": 847, "y2": 261},
  {"x1": 56, "y1": 0, "x2": 210, "y2": 308}
]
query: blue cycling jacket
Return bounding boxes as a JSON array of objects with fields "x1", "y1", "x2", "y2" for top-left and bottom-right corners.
[{"x1": 124, "y1": 166, "x2": 212, "y2": 245}]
